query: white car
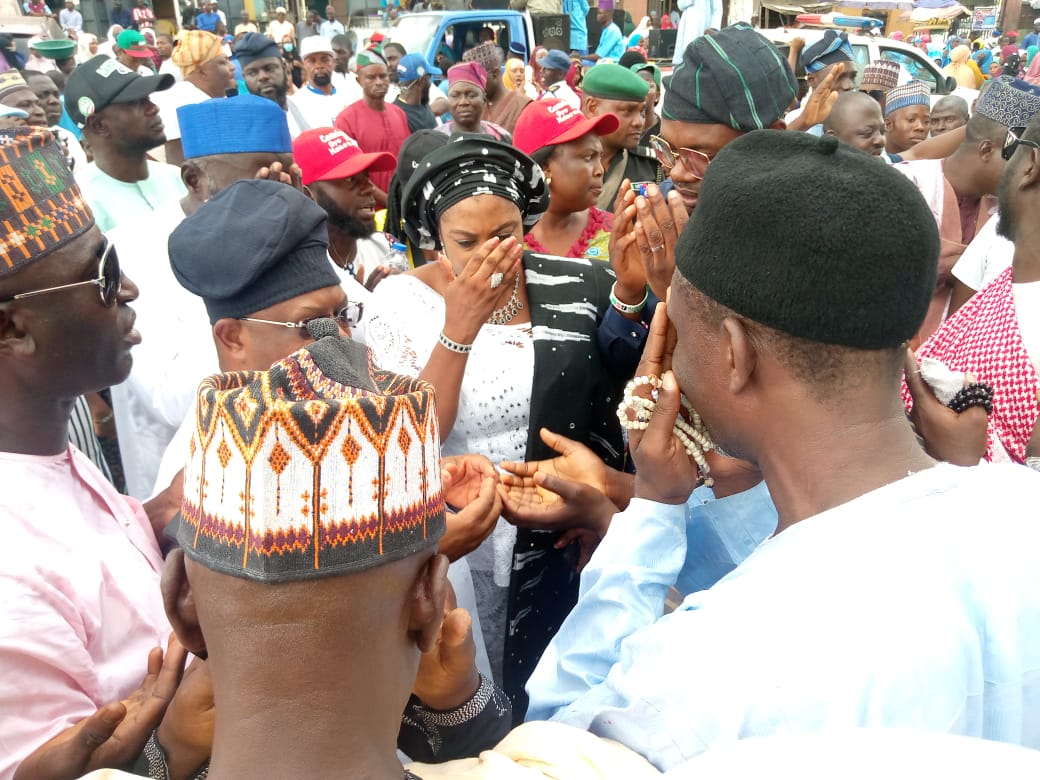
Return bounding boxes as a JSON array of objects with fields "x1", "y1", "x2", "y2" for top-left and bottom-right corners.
[{"x1": 762, "y1": 27, "x2": 979, "y2": 108}]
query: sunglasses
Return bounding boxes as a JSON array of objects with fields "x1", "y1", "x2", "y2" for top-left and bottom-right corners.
[
  {"x1": 648, "y1": 135, "x2": 713, "y2": 180},
  {"x1": 240, "y1": 302, "x2": 364, "y2": 337},
  {"x1": 1002, "y1": 126, "x2": 1040, "y2": 161},
  {"x1": 0, "y1": 238, "x2": 121, "y2": 306}
]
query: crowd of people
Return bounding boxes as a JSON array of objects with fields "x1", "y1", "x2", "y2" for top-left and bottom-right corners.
[{"x1": 3, "y1": 6, "x2": 1040, "y2": 780}]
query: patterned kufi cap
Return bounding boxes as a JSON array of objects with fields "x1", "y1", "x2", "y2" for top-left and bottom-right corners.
[
  {"x1": 860, "y1": 59, "x2": 900, "y2": 92},
  {"x1": 0, "y1": 128, "x2": 95, "y2": 277},
  {"x1": 177, "y1": 333, "x2": 445, "y2": 583},
  {"x1": 884, "y1": 80, "x2": 930, "y2": 117},
  {"x1": 974, "y1": 76, "x2": 1040, "y2": 129}
]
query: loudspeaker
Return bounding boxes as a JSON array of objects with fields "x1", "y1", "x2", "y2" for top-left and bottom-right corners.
[
  {"x1": 648, "y1": 28, "x2": 676, "y2": 60},
  {"x1": 532, "y1": 13, "x2": 570, "y2": 51}
]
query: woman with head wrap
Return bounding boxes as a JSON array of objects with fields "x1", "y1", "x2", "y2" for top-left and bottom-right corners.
[
  {"x1": 436, "y1": 62, "x2": 511, "y2": 141},
  {"x1": 943, "y1": 44, "x2": 982, "y2": 88},
  {"x1": 382, "y1": 129, "x2": 449, "y2": 264},
  {"x1": 363, "y1": 135, "x2": 626, "y2": 719},
  {"x1": 513, "y1": 99, "x2": 618, "y2": 261},
  {"x1": 75, "y1": 33, "x2": 98, "y2": 64},
  {"x1": 627, "y1": 16, "x2": 650, "y2": 53},
  {"x1": 97, "y1": 24, "x2": 123, "y2": 59}
]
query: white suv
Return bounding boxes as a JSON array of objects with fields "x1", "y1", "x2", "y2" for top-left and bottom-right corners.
[{"x1": 762, "y1": 27, "x2": 980, "y2": 108}]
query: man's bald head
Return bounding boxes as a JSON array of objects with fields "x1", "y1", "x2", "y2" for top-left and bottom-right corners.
[
  {"x1": 824, "y1": 91, "x2": 886, "y2": 156},
  {"x1": 930, "y1": 95, "x2": 970, "y2": 136}
]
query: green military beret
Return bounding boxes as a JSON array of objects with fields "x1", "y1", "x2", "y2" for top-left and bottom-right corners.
[
  {"x1": 630, "y1": 61, "x2": 661, "y2": 91},
  {"x1": 582, "y1": 62, "x2": 649, "y2": 102}
]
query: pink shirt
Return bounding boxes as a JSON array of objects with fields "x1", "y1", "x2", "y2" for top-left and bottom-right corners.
[
  {"x1": 0, "y1": 446, "x2": 170, "y2": 778},
  {"x1": 334, "y1": 100, "x2": 411, "y2": 194}
]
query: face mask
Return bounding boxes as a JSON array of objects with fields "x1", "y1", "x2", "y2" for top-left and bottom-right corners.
[{"x1": 284, "y1": 43, "x2": 294, "y2": 52}]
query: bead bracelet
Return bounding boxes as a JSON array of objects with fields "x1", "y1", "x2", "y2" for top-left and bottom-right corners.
[{"x1": 616, "y1": 374, "x2": 715, "y2": 479}]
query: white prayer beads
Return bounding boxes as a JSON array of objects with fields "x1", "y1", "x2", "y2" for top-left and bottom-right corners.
[{"x1": 616, "y1": 374, "x2": 715, "y2": 478}]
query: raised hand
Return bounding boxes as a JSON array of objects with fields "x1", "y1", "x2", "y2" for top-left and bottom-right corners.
[
  {"x1": 412, "y1": 585, "x2": 481, "y2": 711},
  {"x1": 439, "y1": 236, "x2": 524, "y2": 344},
  {"x1": 633, "y1": 184, "x2": 688, "y2": 300},
  {"x1": 627, "y1": 304, "x2": 699, "y2": 504},
  {"x1": 792, "y1": 62, "x2": 845, "y2": 130},
  {"x1": 15, "y1": 635, "x2": 187, "y2": 780},
  {"x1": 608, "y1": 180, "x2": 650, "y2": 310}
]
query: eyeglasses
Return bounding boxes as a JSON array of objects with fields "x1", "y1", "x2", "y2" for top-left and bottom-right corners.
[
  {"x1": 1002, "y1": 126, "x2": 1040, "y2": 161},
  {"x1": 648, "y1": 135, "x2": 713, "y2": 180},
  {"x1": 239, "y1": 302, "x2": 364, "y2": 336},
  {"x1": 0, "y1": 238, "x2": 121, "y2": 306}
]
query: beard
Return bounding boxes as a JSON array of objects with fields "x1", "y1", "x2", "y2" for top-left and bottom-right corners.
[
  {"x1": 314, "y1": 188, "x2": 375, "y2": 238},
  {"x1": 312, "y1": 72, "x2": 332, "y2": 87}
]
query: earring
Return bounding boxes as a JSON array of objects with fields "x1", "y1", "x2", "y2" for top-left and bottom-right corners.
[{"x1": 545, "y1": 175, "x2": 552, "y2": 186}]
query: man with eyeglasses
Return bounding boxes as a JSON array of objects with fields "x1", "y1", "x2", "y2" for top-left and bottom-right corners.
[
  {"x1": 104, "y1": 94, "x2": 301, "y2": 502},
  {"x1": 293, "y1": 127, "x2": 399, "y2": 340},
  {"x1": 906, "y1": 115, "x2": 1040, "y2": 466},
  {"x1": 607, "y1": 24, "x2": 797, "y2": 326},
  {"x1": 0, "y1": 127, "x2": 188, "y2": 779},
  {"x1": 895, "y1": 76, "x2": 1040, "y2": 344}
]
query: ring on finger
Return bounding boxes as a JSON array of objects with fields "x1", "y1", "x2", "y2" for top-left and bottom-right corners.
[
  {"x1": 660, "y1": 222, "x2": 674, "y2": 231},
  {"x1": 650, "y1": 244, "x2": 665, "y2": 253},
  {"x1": 490, "y1": 272, "x2": 505, "y2": 289}
]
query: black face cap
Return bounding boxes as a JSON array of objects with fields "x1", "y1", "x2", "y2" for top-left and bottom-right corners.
[{"x1": 65, "y1": 55, "x2": 175, "y2": 126}]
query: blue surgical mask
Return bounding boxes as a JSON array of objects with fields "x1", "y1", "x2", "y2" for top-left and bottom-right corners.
[{"x1": 284, "y1": 43, "x2": 294, "y2": 52}]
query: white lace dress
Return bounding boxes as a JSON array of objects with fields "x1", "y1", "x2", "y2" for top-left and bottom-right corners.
[{"x1": 365, "y1": 274, "x2": 535, "y2": 682}]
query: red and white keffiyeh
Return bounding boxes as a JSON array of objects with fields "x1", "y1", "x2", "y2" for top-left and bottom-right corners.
[{"x1": 904, "y1": 267, "x2": 1039, "y2": 463}]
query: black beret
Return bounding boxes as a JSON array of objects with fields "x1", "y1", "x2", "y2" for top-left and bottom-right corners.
[
  {"x1": 676, "y1": 131, "x2": 938, "y2": 349},
  {"x1": 234, "y1": 32, "x2": 283, "y2": 67},
  {"x1": 663, "y1": 23, "x2": 797, "y2": 131},
  {"x1": 168, "y1": 180, "x2": 338, "y2": 324}
]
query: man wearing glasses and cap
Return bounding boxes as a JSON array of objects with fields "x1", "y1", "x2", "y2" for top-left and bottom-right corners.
[{"x1": 0, "y1": 127, "x2": 183, "y2": 779}]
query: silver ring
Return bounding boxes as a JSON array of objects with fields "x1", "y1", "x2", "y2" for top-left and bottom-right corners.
[
  {"x1": 650, "y1": 244, "x2": 665, "y2": 253},
  {"x1": 490, "y1": 272, "x2": 504, "y2": 289}
]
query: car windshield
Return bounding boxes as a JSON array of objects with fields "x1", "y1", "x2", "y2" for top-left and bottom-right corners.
[{"x1": 388, "y1": 15, "x2": 440, "y2": 58}]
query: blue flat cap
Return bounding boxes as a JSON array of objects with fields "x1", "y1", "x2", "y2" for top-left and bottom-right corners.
[
  {"x1": 537, "y1": 49, "x2": 571, "y2": 71},
  {"x1": 179, "y1": 95, "x2": 292, "y2": 159}
]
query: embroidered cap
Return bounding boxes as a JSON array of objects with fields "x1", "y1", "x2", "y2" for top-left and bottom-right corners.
[
  {"x1": 176, "y1": 334, "x2": 445, "y2": 583},
  {"x1": 0, "y1": 127, "x2": 95, "y2": 277},
  {"x1": 884, "y1": 80, "x2": 930, "y2": 117},
  {"x1": 860, "y1": 59, "x2": 900, "y2": 92},
  {"x1": 974, "y1": 76, "x2": 1040, "y2": 129}
]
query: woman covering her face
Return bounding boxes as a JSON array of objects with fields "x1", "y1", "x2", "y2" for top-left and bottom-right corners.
[{"x1": 363, "y1": 136, "x2": 628, "y2": 718}]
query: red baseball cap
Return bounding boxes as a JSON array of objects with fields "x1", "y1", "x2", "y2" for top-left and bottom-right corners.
[
  {"x1": 512, "y1": 99, "x2": 620, "y2": 156},
  {"x1": 292, "y1": 128, "x2": 397, "y2": 186}
]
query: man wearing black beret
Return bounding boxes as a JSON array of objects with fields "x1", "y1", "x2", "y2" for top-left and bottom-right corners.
[
  {"x1": 528, "y1": 130, "x2": 1040, "y2": 768},
  {"x1": 235, "y1": 32, "x2": 302, "y2": 136}
]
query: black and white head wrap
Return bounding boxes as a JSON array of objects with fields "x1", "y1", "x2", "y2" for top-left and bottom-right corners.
[{"x1": 401, "y1": 134, "x2": 549, "y2": 251}]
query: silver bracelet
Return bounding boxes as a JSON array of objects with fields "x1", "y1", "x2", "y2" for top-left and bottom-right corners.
[
  {"x1": 1026, "y1": 456, "x2": 1040, "y2": 472},
  {"x1": 438, "y1": 331, "x2": 473, "y2": 354}
]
